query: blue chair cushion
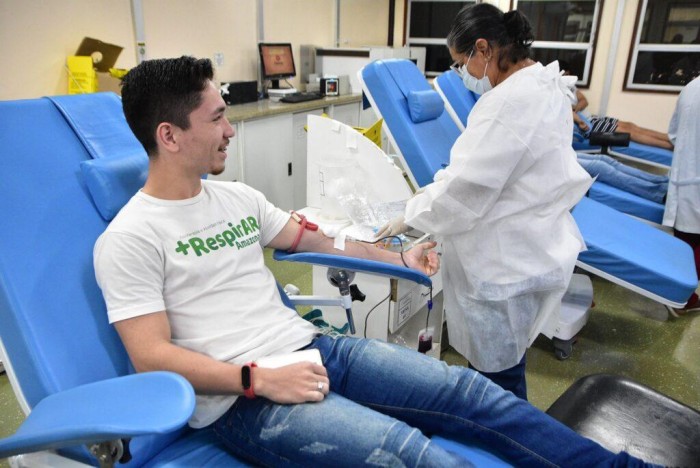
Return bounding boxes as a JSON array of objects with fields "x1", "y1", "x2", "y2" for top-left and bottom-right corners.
[
  {"x1": 588, "y1": 182, "x2": 664, "y2": 224},
  {"x1": 435, "y1": 70, "x2": 478, "y2": 128},
  {"x1": 80, "y1": 152, "x2": 149, "y2": 221},
  {"x1": 572, "y1": 197, "x2": 697, "y2": 304},
  {"x1": 143, "y1": 427, "x2": 250, "y2": 467},
  {"x1": 407, "y1": 90, "x2": 444, "y2": 123},
  {"x1": 610, "y1": 142, "x2": 673, "y2": 167},
  {"x1": 361, "y1": 60, "x2": 459, "y2": 187},
  {"x1": 47, "y1": 93, "x2": 145, "y2": 161},
  {"x1": 432, "y1": 436, "x2": 511, "y2": 467}
]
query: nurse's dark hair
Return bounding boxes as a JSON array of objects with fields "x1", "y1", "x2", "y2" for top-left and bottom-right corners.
[
  {"x1": 121, "y1": 56, "x2": 214, "y2": 156},
  {"x1": 446, "y1": 4, "x2": 534, "y2": 72}
]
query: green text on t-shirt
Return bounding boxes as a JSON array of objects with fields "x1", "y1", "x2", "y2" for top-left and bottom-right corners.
[{"x1": 175, "y1": 217, "x2": 260, "y2": 257}]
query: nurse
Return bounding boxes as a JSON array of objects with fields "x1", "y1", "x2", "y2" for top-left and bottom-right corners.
[
  {"x1": 663, "y1": 76, "x2": 700, "y2": 315},
  {"x1": 378, "y1": 3, "x2": 592, "y2": 399}
]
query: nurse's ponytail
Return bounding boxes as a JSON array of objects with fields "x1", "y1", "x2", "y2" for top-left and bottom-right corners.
[
  {"x1": 503, "y1": 10, "x2": 533, "y2": 52},
  {"x1": 447, "y1": 4, "x2": 533, "y2": 72}
]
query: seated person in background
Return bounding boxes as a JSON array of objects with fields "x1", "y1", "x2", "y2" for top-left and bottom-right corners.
[
  {"x1": 560, "y1": 61, "x2": 673, "y2": 150},
  {"x1": 576, "y1": 152, "x2": 668, "y2": 204},
  {"x1": 95, "y1": 55, "x2": 655, "y2": 467}
]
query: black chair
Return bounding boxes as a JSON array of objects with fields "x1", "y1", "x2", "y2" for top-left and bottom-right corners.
[{"x1": 547, "y1": 374, "x2": 700, "y2": 467}]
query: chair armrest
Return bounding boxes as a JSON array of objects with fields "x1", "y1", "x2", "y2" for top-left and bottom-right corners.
[
  {"x1": 273, "y1": 250, "x2": 432, "y2": 288},
  {"x1": 0, "y1": 371, "x2": 194, "y2": 459},
  {"x1": 589, "y1": 132, "x2": 630, "y2": 147}
]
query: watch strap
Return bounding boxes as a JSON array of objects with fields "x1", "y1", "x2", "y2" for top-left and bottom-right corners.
[{"x1": 242, "y1": 362, "x2": 258, "y2": 399}]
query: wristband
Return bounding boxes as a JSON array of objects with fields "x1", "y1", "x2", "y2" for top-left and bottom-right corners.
[{"x1": 241, "y1": 362, "x2": 257, "y2": 399}]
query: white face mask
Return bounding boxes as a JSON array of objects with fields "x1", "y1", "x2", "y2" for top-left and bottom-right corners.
[{"x1": 460, "y1": 50, "x2": 493, "y2": 95}]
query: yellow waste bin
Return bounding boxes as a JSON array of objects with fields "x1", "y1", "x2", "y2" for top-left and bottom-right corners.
[{"x1": 66, "y1": 56, "x2": 97, "y2": 94}]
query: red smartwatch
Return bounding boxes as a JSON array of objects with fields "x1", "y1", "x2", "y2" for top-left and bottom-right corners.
[{"x1": 241, "y1": 362, "x2": 257, "y2": 399}]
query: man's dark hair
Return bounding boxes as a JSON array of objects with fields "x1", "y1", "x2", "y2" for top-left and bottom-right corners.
[
  {"x1": 446, "y1": 3, "x2": 533, "y2": 72},
  {"x1": 558, "y1": 60, "x2": 571, "y2": 74},
  {"x1": 121, "y1": 56, "x2": 214, "y2": 156}
]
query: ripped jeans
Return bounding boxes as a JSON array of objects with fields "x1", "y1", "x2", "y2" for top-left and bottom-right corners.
[{"x1": 213, "y1": 335, "x2": 647, "y2": 467}]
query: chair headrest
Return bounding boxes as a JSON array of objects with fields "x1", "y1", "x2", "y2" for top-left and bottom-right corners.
[
  {"x1": 407, "y1": 89, "x2": 444, "y2": 123},
  {"x1": 81, "y1": 153, "x2": 149, "y2": 221}
]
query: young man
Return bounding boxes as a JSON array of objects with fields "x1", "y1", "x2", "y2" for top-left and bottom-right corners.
[{"x1": 94, "y1": 56, "x2": 652, "y2": 466}]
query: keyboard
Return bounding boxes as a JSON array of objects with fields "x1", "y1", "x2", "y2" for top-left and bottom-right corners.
[{"x1": 280, "y1": 92, "x2": 323, "y2": 103}]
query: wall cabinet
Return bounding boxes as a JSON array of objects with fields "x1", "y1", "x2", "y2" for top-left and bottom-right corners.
[{"x1": 241, "y1": 114, "x2": 295, "y2": 211}]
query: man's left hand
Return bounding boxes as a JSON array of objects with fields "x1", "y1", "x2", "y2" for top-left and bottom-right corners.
[{"x1": 403, "y1": 241, "x2": 439, "y2": 276}]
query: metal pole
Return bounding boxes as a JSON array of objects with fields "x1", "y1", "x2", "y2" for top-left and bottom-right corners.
[
  {"x1": 130, "y1": 0, "x2": 147, "y2": 64},
  {"x1": 599, "y1": 0, "x2": 626, "y2": 116}
]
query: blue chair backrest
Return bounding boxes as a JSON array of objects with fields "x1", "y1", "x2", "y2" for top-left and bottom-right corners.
[
  {"x1": 0, "y1": 98, "x2": 128, "y2": 400},
  {"x1": 435, "y1": 70, "x2": 479, "y2": 128},
  {"x1": 0, "y1": 95, "x2": 181, "y2": 465},
  {"x1": 361, "y1": 59, "x2": 460, "y2": 187}
]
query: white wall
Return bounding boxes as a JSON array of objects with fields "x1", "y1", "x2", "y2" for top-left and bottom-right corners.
[
  {"x1": 142, "y1": 0, "x2": 258, "y2": 83},
  {"x1": 339, "y1": 0, "x2": 390, "y2": 47},
  {"x1": 262, "y1": 0, "x2": 336, "y2": 89},
  {"x1": 0, "y1": 0, "x2": 135, "y2": 98},
  {"x1": 0, "y1": 0, "x2": 681, "y2": 134},
  {"x1": 0, "y1": 0, "x2": 389, "y2": 100}
]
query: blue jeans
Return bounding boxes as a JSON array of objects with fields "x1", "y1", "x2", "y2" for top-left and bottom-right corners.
[
  {"x1": 469, "y1": 354, "x2": 527, "y2": 400},
  {"x1": 213, "y1": 335, "x2": 648, "y2": 467},
  {"x1": 577, "y1": 153, "x2": 668, "y2": 204}
]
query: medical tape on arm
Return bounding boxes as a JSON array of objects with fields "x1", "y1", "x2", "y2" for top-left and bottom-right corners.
[
  {"x1": 288, "y1": 211, "x2": 319, "y2": 253},
  {"x1": 333, "y1": 232, "x2": 347, "y2": 251}
]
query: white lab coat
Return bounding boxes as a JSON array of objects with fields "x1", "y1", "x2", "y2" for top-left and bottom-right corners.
[
  {"x1": 405, "y1": 62, "x2": 592, "y2": 372},
  {"x1": 663, "y1": 76, "x2": 700, "y2": 234}
]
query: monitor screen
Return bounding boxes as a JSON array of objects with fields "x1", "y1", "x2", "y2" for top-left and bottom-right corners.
[{"x1": 258, "y1": 43, "x2": 296, "y2": 81}]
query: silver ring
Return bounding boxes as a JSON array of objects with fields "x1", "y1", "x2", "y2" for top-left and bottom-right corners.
[{"x1": 317, "y1": 381, "x2": 325, "y2": 391}]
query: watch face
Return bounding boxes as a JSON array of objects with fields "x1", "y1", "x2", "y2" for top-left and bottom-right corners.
[{"x1": 242, "y1": 365, "x2": 252, "y2": 389}]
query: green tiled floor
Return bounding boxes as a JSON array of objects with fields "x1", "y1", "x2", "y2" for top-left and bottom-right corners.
[
  {"x1": 443, "y1": 274, "x2": 700, "y2": 412},
  {"x1": 1, "y1": 254, "x2": 698, "y2": 464}
]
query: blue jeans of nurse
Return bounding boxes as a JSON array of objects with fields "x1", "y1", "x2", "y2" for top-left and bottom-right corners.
[{"x1": 213, "y1": 335, "x2": 647, "y2": 467}]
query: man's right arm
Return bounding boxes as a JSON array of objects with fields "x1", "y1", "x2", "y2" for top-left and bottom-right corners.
[
  {"x1": 114, "y1": 311, "x2": 329, "y2": 403},
  {"x1": 573, "y1": 111, "x2": 589, "y2": 131}
]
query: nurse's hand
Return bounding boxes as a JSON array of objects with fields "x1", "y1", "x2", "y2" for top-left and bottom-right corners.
[
  {"x1": 375, "y1": 215, "x2": 410, "y2": 239},
  {"x1": 404, "y1": 241, "x2": 440, "y2": 276}
]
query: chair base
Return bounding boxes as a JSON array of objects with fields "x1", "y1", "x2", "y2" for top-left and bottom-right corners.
[{"x1": 550, "y1": 274, "x2": 593, "y2": 360}]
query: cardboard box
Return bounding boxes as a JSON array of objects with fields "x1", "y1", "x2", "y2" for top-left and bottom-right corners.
[{"x1": 67, "y1": 37, "x2": 124, "y2": 95}]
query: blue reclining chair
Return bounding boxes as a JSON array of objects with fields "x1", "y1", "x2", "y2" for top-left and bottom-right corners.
[
  {"x1": 436, "y1": 68, "x2": 673, "y2": 172},
  {"x1": 0, "y1": 93, "x2": 519, "y2": 466},
  {"x1": 435, "y1": 69, "x2": 667, "y2": 224},
  {"x1": 572, "y1": 118, "x2": 674, "y2": 170},
  {"x1": 359, "y1": 59, "x2": 696, "y2": 313},
  {"x1": 432, "y1": 69, "x2": 479, "y2": 133}
]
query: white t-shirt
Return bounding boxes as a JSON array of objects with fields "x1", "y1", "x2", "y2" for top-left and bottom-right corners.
[{"x1": 94, "y1": 180, "x2": 318, "y2": 427}]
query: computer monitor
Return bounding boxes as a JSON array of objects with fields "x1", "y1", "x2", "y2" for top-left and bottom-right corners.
[{"x1": 258, "y1": 43, "x2": 296, "y2": 89}]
